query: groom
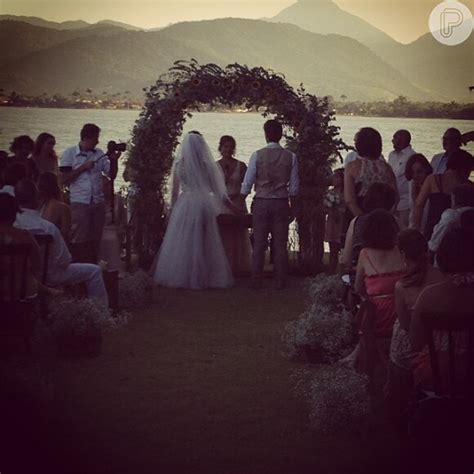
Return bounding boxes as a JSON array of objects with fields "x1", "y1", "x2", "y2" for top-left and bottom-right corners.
[{"x1": 240, "y1": 119, "x2": 299, "y2": 289}]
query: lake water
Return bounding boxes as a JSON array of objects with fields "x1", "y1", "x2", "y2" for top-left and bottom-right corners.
[{"x1": 1, "y1": 107, "x2": 473, "y2": 189}]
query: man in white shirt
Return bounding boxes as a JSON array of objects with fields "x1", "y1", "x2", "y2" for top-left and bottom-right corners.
[
  {"x1": 431, "y1": 128, "x2": 463, "y2": 175},
  {"x1": 60, "y1": 123, "x2": 119, "y2": 259},
  {"x1": 241, "y1": 120, "x2": 299, "y2": 289},
  {"x1": 388, "y1": 129, "x2": 416, "y2": 229},
  {"x1": 429, "y1": 183, "x2": 474, "y2": 255},
  {"x1": 14, "y1": 179, "x2": 108, "y2": 305}
]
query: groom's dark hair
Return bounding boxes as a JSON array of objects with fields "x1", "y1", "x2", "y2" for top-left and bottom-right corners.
[{"x1": 264, "y1": 120, "x2": 283, "y2": 142}]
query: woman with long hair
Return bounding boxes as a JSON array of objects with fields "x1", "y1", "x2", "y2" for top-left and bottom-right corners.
[
  {"x1": 33, "y1": 133, "x2": 58, "y2": 175},
  {"x1": 216, "y1": 135, "x2": 251, "y2": 275},
  {"x1": 405, "y1": 153, "x2": 432, "y2": 229},
  {"x1": 37, "y1": 171, "x2": 71, "y2": 241}
]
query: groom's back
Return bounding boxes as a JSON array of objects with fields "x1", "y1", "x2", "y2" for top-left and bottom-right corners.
[{"x1": 255, "y1": 147, "x2": 293, "y2": 199}]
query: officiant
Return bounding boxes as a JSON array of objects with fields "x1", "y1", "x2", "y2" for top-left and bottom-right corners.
[{"x1": 240, "y1": 119, "x2": 299, "y2": 290}]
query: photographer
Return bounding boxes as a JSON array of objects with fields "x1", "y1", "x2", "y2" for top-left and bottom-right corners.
[{"x1": 59, "y1": 123, "x2": 121, "y2": 260}]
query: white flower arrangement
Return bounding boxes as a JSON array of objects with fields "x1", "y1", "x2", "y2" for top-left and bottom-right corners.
[
  {"x1": 282, "y1": 275, "x2": 354, "y2": 362},
  {"x1": 118, "y1": 270, "x2": 154, "y2": 309},
  {"x1": 308, "y1": 366, "x2": 371, "y2": 434}
]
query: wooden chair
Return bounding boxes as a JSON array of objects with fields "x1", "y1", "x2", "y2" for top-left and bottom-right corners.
[
  {"x1": 0, "y1": 242, "x2": 37, "y2": 354},
  {"x1": 421, "y1": 311, "x2": 474, "y2": 400}
]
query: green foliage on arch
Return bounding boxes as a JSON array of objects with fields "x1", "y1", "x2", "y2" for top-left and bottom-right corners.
[{"x1": 125, "y1": 60, "x2": 347, "y2": 272}]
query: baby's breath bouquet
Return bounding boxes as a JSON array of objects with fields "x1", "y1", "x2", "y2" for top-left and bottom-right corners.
[
  {"x1": 119, "y1": 270, "x2": 154, "y2": 309},
  {"x1": 308, "y1": 366, "x2": 370, "y2": 434},
  {"x1": 48, "y1": 296, "x2": 109, "y2": 357},
  {"x1": 283, "y1": 275, "x2": 353, "y2": 362}
]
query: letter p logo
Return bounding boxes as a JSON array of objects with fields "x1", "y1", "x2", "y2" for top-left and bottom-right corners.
[{"x1": 430, "y1": 1, "x2": 473, "y2": 45}]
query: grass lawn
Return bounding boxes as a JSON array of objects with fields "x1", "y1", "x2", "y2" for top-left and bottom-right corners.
[{"x1": 3, "y1": 278, "x2": 407, "y2": 474}]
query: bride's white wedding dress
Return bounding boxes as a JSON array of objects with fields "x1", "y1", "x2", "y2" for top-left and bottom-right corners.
[{"x1": 152, "y1": 132, "x2": 233, "y2": 289}]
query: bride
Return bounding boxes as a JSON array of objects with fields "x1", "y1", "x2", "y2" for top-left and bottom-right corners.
[{"x1": 152, "y1": 131, "x2": 237, "y2": 289}]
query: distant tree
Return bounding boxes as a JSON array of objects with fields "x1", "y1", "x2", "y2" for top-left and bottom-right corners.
[{"x1": 340, "y1": 94, "x2": 347, "y2": 101}]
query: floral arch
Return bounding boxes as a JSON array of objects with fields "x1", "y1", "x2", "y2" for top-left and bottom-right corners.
[{"x1": 125, "y1": 60, "x2": 347, "y2": 273}]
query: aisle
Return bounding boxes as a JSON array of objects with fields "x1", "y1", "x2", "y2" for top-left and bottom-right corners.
[{"x1": 45, "y1": 279, "x2": 401, "y2": 474}]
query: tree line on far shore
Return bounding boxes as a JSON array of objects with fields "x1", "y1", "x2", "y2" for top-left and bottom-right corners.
[{"x1": 1, "y1": 89, "x2": 473, "y2": 120}]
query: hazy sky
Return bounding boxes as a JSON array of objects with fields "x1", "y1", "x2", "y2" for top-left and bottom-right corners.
[{"x1": 2, "y1": 0, "x2": 471, "y2": 43}]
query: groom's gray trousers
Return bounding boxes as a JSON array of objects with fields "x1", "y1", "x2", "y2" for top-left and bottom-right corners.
[{"x1": 251, "y1": 197, "x2": 290, "y2": 281}]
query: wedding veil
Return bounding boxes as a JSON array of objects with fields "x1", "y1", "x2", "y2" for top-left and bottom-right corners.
[{"x1": 171, "y1": 132, "x2": 228, "y2": 206}]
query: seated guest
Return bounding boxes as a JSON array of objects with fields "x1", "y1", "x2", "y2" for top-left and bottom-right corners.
[
  {"x1": 37, "y1": 172, "x2": 71, "y2": 241},
  {"x1": 428, "y1": 183, "x2": 474, "y2": 255},
  {"x1": 98, "y1": 177, "x2": 126, "y2": 272},
  {"x1": 33, "y1": 133, "x2": 58, "y2": 175},
  {"x1": 460, "y1": 208, "x2": 474, "y2": 231},
  {"x1": 415, "y1": 149, "x2": 473, "y2": 239},
  {"x1": 14, "y1": 179, "x2": 108, "y2": 306},
  {"x1": 8, "y1": 135, "x2": 39, "y2": 181},
  {"x1": 0, "y1": 162, "x2": 27, "y2": 196},
  {"x1": 410, "y1": 228, "x2": 474, "y2": 395},
  {"x1": 405, "y1": 153, "x2": 432, "y2": 229},
  {"x1": 0, "y1": 192, "x2": 42, "y2": 300},
  {"x1": 344, "y1": 127, "x2": 398, "y2": 217},
  {"x1": 340, "y1": 182, "x2": 397, "y2": 270},
  {"x1": 355, "y1": 210, "x2": 404, "y2": 371},
  {"x1": 386, "y1": 230, "x2": 443, "y2": 423},
  {"x1": 430, "y1": 128, "x2": 463, "y2": 175}
]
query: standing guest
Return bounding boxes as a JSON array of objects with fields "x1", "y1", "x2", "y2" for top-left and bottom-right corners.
[
  {"x1": 33, "y1": 133, "x2": 58, "y2": 175},
  {"x1": 60, "y1": 124, "x2": 119, "y2": 259},
  {"x1": 428, "y1": 183, "x2": 474, "y2": 255},
  {"x1": 344, "y1": 127, "x2": 398, "y2": 217},
  {"x1": 388, "y1": 130, "x2": 416, "y2": 229},
  {"x1": 8, "y1": 135, "x2": 38, "y2": 181},
  {"x1": 14, "y1": 179, "x2": 108, "y2": 305},
  {"x1": 414, "y1": 149, "x2": 473, "y2": 239},
  {"x1": 405, "y1": 154, "x2": 433, "y2": 229},
  {"x1": 430, "y1": 128, "x2": 463, "y2": 175},
  {"x1": 241, "y1": 119, "x2": 299, "y2": 289},
  {"x1": 37, "y1": 172, "x2": 71, "y2": 241},
  {"x1": 0, "y1": 162, "x2": 27, "y2": 196},
  {"x1": 0, "y1": 151, "x2": 8, "y2": 186},
  {"x1": 410, "y1": 228, "x2": 474, "y2": 395},
  {"x1": 386, "y1": 230, "x2": 443, "y2": 424},
  {"x1": 354, "y1": 210, "x2": 404, "y2": 374},
  {"x1": 217, "y1": 135, "x2": 251, "y2": 276},
  {"x1": 324, "y1": 168, "x2": 345, "y2": 274}
]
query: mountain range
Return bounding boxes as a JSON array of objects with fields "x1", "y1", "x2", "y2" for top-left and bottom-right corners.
[{"x1": 0, "y1": 0, "x2": 472, "y2": 102}]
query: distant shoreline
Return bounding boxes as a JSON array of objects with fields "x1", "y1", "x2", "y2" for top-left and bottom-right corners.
[{"x1": 1, "y1": 103, "x2": 473, "y2": 121}]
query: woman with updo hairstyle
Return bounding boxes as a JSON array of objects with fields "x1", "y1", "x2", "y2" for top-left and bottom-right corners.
[
  {"x1": 344, "y1": 127, "x2": 399, "y2": 217},
  {"x1": 33, "y1": 132, "x2": 58, "y2": 175},
  {"x1": 216, "y1": 135, "x2": 251, "y2": 275},
  {"x1": 37, "y1": 171, "x2": 71, "y2": 241},
  {"x1": 386, "y1": 229, "x2": 443, "y2": 423},
  {"x1": 410, "y1": 228, "x2": 474, "y2": 396}
]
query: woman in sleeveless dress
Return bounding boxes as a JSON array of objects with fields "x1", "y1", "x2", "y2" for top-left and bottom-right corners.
[
  {"x1": 216, "y1": 136, "x2": 251, "y2": 276},
  {"x1": 354, "y1": 210, "x2": 404, "y2": 383},
  {"x1": 344, "y1": 128, "x2": 398, "y2": 217},
  {"x1": 152, "y1": 132, "x2": 237, "y2": 289},
  {"x1": 414, "y1": 149, "x2": 473, "y2": 240}
]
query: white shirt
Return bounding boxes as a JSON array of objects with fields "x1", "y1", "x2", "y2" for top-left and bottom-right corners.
[
  {"x1": 60, "y1": 144, "x2": 110, "y2": 204},
  {"x1": 0, "y1": 185, "x2": 15, "y2": 196},
  {"x1": 388, "y1": 145, "x2": 416, "y2": 211},
  {"x1": 14, "y1": 208, "x2": 72, "y2": 275},
  {"x1": 431, "y1": 152, "x2": 448, "y2": 175},
  {"x1": 240, "y1": 142, "x2": 299, "y2": 197},
  {"x1": 428, "y1": 206, "x2": 474, "y2": 252}
]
